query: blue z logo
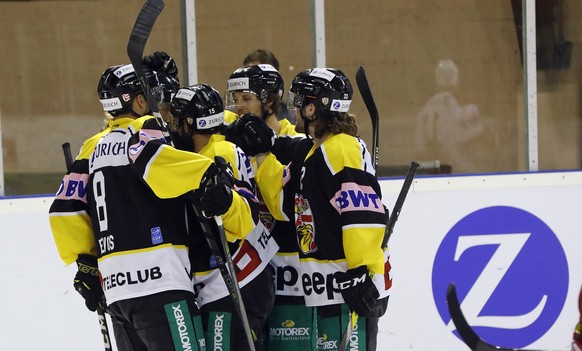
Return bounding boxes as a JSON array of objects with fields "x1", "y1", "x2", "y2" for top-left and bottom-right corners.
[{"x1": 432, "y1": 206, "x2": 568, "y2": 348}]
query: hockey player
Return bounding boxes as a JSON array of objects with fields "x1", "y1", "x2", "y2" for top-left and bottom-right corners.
[
  {"x1": 170, "y1": 84, "x2": 279, "y2": 351},
  {"x1": 224, "y1": 64, "x2": 298, "y2": 139},
  {"x1": 229, "y1": 68, "x2": 391, "y2": 351},
  {"x1": 241, "y1": 49, "x2": 295, "y2": 123},
  {"x1": 48, "y1": 64, "x2": 239, "y2": 351},
  {"x1": 243, "y1": 49, "x2": 280, "y2": 70},
  {"x1": 573, "y1": 286, "x2": 582, "y2": 351},
  {"x1": 224, "y1": 65, "x2": 319, "y2": 350}
]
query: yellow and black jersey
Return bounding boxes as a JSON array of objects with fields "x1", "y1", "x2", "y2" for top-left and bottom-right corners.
[
  {"x1": 221, "y1": 113, "x2": 306, "y2": 297},
  {"x1": 259, "y1": 135, "x2": 311, "y2": 297},
  {"x1": 49, "y1": 115, "x2": 214, "y2": 304},
  {"x1": 256, "y1": 133, "x2": 389, "y2": 307},
  {"x1": 189, "y1": 134, "x2": 279, "y2": 307},
  {"x1": 224, "y1": 112, "x2": 300, "y2": 138}
]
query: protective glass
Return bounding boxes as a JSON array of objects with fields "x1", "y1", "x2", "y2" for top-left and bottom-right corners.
[
  {"x1": 151, "y1": 85, "x2": 176, "y2": 106},
  {"x1": 287, "y1": 91, "x2": 304, "y2": 110},
  {"x1": 224, "y1": 90, "x2": 260, "y2": 111},
  {"x1": 168, "y1": 113, "x2": 181, "y2": 133}
]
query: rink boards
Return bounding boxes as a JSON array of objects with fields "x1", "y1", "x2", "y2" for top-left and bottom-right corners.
[{"x1": 1, "y1": 170, "x2": 581, "y2": 350}]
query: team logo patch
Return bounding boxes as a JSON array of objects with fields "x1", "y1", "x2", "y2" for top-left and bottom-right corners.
[
  {"x1": 295, "y1": 195, "x2": 317, "y2": 254},
  {"x1": 151, "y1": 227, "x2": 163, "y2": 244},
  {"x1": 321, "y1": 97, "x2": 329, "y2": 106},
  {"x1": 122, "y1": 93, "x2": 131, "y2": 102}
]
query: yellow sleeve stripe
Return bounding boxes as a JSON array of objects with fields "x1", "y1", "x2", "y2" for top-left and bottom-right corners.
[
  {"x1": 144, "y1": 146, "x2": 213, "y2": 199},
  {"x1": 256, "y1": 153, "x2": 288, "y2": 221},
  {"x1": 222, "y1": 193, "x2": 255, "y2": 242},
  {"x1": 342, "y1": 226, "x2": 385, "y2": 275},
  {"x1": 49, "y1": 212, "x2": 95, "y2": 265}
]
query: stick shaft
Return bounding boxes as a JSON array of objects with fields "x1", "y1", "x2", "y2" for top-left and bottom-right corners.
[
  {"x1": 62, "y1": 142, "x2": 73, "y2": 171},
  {"x1": 382, "y1": 161, "x2": 419, "y2": 249}
]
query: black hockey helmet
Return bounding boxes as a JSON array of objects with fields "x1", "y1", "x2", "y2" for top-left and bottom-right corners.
[
  {"x1": 288, "y1": 68, "x2": 353, "y2": 116},
  {"x1": 97, "y1": 64, "x2": 154, "y2": 116},
  {"x1": 170, "y1": 84, "x2": 224, "y2": 134},
  {"x1": 225, "y1": 64, "x2": 284, "y2": 108}
]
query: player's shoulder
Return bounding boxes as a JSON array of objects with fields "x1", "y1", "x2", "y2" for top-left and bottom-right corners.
[
  {"x1": 321, "y1": 133, "x2": 365, "y2": 173},
  {"x1": 325, "y1": 133, "x2": 361, "y2": 154},
  {"x1": 224, "y1": 110, "x2": 239, "y2": 125},
  {"x1": 129, "y1": 115, "x2": 158, "y2": 130},
  {"x1": 203, "y1": 135, "x2": 238, "y2": 161},
  {"x1": 78, "y1": 128, "x2": 111, "y2": 159}
]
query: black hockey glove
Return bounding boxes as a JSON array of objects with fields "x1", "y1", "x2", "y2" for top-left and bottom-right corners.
[
  {"x1": 193, "y1": 156, "x2": 234, "y2": 217},
  {"x1": 224, "y1": 113, "x2": 276, "y2": 156},
  {"x1": 73, "y1": 254, "x2": 104, "y2": 312},
  {"x1": 142, "y1": 51, "x2": 178, "y2": 79},
  {"x1": 335, "y1": 266, "x2": 380, "y2": 317}
]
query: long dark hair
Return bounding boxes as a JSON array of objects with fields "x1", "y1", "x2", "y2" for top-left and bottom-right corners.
[{"x1": 313, "y1": 111, "x2": 359, "y2": 138}]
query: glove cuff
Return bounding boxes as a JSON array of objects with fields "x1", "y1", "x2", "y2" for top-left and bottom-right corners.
[
  {"x1": 76, "y1": 254, "x2": 99, "y2": 277},
  {"x1": 337, "y1": 266, "x2": 369, "y2": 290}
]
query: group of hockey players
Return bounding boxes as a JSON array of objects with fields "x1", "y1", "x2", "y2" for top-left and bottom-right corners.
[{"x1": 48, "y1": 49, "x2": 392, "y2": 351}]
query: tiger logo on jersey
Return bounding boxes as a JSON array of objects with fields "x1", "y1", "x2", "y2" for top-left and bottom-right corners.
[
  {"x1": 298, "y1": 224, "x2": 316, "y2": 254},
  {"x1": 295, "y1": 194, "x2": 318, "y2": 254}
]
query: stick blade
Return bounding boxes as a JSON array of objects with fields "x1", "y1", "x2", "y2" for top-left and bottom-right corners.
[
  {"x1": 447, "y1": 283, "x2": 482, "y2": 350},
  {"x1": 355, "y1": 65, "x2": 380, "y2": 170},
  {"x1": 127, "y1": 0, "x2": 165, "y2": 62},
  {"x1": 446, "y1": 283, "x2": 538, "y2": 351},
  {"x1": 355, "y1": 66, "x2": 379, "y2": 119}
]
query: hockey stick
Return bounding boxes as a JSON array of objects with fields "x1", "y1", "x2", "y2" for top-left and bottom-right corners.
[
  {"x1": 338, "y1": 66, "x2": 382, "y2": 351},
  {"x1": 382, "y1": 161, "x2": 419, "y2": 249},
  {"x1": 96, "y1": 310, "x2": 113, "y2": 351},
  {"x1": 193, "y1": 208, "x2": 257, "y2": 350},
  {"x1": 127, "y1": 1, "x2": 255, "y2": 349},
  {"x1": 339, "y1": 67, "x2": 420, "y2": 351},
  {"x1": 61, "y1": 142, "x2": 113, "y2": 351},
  {"x1": 356, "y1": 66, "x2": 380, "y2": 170},
  {"x1": 446, "y1": 283, "x2": 556, "y2": 351},
  {"x1": 341, "y1": 162, "x2": 419, "y2": 350},
  {"x1": 354, "y1": 66, "x2": 420, "y2": 247},
  {"x1": 340, "y1": 161, "x2": 419, "y2": 350},
  {"x1": 62, "y1": 142, "x2": 74, "y2": 171},
  {"x1": 126, "y1": 0, "x2": 171, "y2": 140}
]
